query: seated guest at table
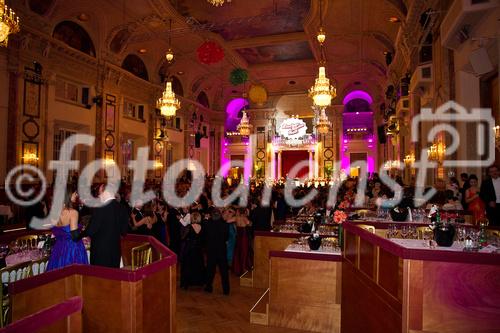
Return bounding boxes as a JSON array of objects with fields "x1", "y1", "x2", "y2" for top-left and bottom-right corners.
[
  {"x1": 232, "y1": 208, "x2": 252, "y2": 276},
  {"x1": 466, "y1": 175, "x2": 486, "y2": 224},
  {"x1": 180, "y1": 212, "x2": 205, "y2": 290},
  {"x1": 204, "y1": 207, "x2": 230, "y2": 295},
  {"x1": 47, "y1": 186, "x2": 88, "y2": 271},
  {"x1": 85, "y1": 183, "x2": 129, "y2": 268},
  {"x1": 460, "y1": 173, "x2": 470, "y2": 210},
  {"x1": 441, "y1": 190, "x2": 463, "y2": 211}
]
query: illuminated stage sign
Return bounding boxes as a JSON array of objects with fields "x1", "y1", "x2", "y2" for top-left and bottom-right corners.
[{"x1": 278, "y1": 117, "x2": 307, "y2": 139}]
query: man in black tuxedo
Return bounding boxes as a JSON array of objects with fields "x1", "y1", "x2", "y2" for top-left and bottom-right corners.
[
  {"x1": 86, "y1": 184, "x2": 129, "y2": 268},
  {"x1": 203, "y1": 207, "x2": 230, "y2": 295},
  {"x1": 480, "y1": 165, "x2": 500, "y2": 226}
]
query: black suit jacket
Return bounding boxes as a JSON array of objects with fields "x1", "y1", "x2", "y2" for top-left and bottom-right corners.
[
  {"x1": 480, "y1": 178, "x2": 497, "y2": 206},
  {"x1": 86, "y1": 199, "x2": 129, "y2": 268},
  {"x1": 203, "y1": 218, "x2": 229, "y2": 255}
]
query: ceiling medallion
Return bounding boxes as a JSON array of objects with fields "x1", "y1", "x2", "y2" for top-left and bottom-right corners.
[
  {"x1": 157, "y1": 82, "x2": 180, "y2": 118},
  {"x1": 0, "y1": 0, "x2": 20, "y2": 47}
]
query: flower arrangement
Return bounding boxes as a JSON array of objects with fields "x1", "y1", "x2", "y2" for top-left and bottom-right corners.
[{"x1": 333, "y1": 210, "x2": 347, "y2": 224}]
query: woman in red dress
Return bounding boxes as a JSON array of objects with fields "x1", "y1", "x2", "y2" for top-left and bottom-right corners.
[{"x1": 465, "y1": 175, "x2": 486, "y2": 224}]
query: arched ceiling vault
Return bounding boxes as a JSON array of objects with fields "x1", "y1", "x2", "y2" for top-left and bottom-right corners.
[{"x1": 18, "y1": 0, "x2": 405, "y2": 107}]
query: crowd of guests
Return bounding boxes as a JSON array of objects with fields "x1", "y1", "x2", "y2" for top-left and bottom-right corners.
[{"x1": 3, "y1": 164, "x2": 499, "y2": 296}]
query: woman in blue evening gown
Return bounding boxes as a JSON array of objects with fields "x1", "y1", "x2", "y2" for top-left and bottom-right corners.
[{"x1": 46, "y1": 187, "x2": 88, "y2": 271}]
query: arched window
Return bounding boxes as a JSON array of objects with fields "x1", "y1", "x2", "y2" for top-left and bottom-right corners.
[
  {"x1": 171, "y1": 76, "x2": 184, "y2": 97},
  {"x1": 53, "y1": 21, "x2": 96, "y2": 57},
  {"x1": 110, "y1": 29, "x2": 131, "y2": 54},
  {"x1": 121, "y1": 54, "x2": 149, "y2": 81},
  {"x1": 196, "y1": 91, "x2": 209, "y2": 108},
  {"x1": 29, "y1": 0, "x2": 55, "y2": 15}
]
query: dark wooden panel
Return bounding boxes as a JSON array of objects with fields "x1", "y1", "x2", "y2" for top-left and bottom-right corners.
[
  {"x1": 341, "y1": 261, "x2": 402, "y2": 333},
  {"x1": 378, "y1": 248, "x2": 402, "y2": 301},
  {"x1": 359, "y1": 238, "x2": 375, "y2": 279},
  {"x1": 344, "y1": 230, "x2": 357, "y2": 266}
]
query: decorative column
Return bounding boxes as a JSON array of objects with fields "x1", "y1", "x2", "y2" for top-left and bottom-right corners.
[{"x1": 277, "y1": 150, "x2": 282, "y2": 179}]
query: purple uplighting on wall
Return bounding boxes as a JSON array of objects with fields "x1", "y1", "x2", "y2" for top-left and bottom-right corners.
[
  {"x1": 342, "y1": 90, "x2": 373, "y2": 105},
  {"x1": 225, "y1": 98, "x2": 249, "y2": 132}
]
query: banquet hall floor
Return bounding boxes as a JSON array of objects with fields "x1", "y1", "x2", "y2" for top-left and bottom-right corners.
[{"x1": 177, "y1": 272, "x2": 310, "y2": 333}]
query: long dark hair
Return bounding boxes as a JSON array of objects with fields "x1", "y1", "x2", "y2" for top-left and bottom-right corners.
[{"x1": 63, "y1": 184, "x2": 76, "y2": 210}]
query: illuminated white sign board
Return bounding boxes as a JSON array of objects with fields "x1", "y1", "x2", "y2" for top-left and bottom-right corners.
[{"x1": 278, "y1": 117, "x2": 307, "y2": 139}]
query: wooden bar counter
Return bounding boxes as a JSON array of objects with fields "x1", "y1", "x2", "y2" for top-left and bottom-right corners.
[
  {"x1": 342, "y1": 222, "x2": 500, "y2": 333},
  {"x1": 8, "y1": 234, "x2": 177, "y2": 333},
  {"x1": 250, "y1": 244, "x2": 342, "y2": 333},
  {"x1": 246, "y1": 231, "x2": 299, "y2": 288}
]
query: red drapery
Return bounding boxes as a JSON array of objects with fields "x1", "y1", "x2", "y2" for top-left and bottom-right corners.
[{"x1": 279, "y1": 150, "x2": 309, "y2": 178}]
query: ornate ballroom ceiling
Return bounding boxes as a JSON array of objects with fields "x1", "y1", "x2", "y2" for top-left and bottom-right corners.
[{"x1": 22, "y1": 0, "x2": 407, "y2": 108}]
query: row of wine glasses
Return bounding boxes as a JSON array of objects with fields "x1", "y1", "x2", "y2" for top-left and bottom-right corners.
[{"x1": 386, "y1": 224, "x2": 418, "y2": 239}]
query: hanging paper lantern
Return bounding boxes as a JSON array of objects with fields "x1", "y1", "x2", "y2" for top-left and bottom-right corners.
[
  {"x1": 248, "y1": 84, "x2": 268, "y2": 106},
  {"x1": 197, "y1": 41, "x2": 225, "y2": 65},
  {"x1": 229, "y1": 68, "x2": 248, "y2": 86}
]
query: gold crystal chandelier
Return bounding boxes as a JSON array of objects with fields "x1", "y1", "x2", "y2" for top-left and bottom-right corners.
[
  {"x1": 237, "y1": 110, "x2": 252, "y2": 136},
  {"x1": 0, "y1": 0, "x2": 20, "y2": 47},
  {"x1": 207, "y1": 0, "x2": 229, "y2": 6},
  {"x1": 427, "y1": 141, "x2": 446, "y2": 162},
  {"x1": 157, "y1": 82, "x2": 180, "y2": 118},
  {"x1": 316, "y1": 108, "x2": 331, "y2": 134},
  {"x1": 309, "y1": 66, "x2": 336, "y2": 107}
]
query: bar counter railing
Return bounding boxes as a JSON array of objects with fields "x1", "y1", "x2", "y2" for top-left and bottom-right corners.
[
  {"x1": 341, "y1": 222, "x2": 500, "y2": 333},
  {"x1": 6, "y1": 234, "x2": 177, "y2": 333}
]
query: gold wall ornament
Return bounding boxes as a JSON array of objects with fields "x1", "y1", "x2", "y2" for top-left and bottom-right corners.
[
  {"x1": 309, "y1": 66, "x2": 336, "y2": 107},
  {"x1": 0, "y1": 0, "x2": 20, "y2": 47},
  {"x1": 157, "y1": 82, "x2": 180, "y2": 118}
]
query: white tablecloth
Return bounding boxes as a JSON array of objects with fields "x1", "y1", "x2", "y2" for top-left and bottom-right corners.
[{"x1": 388, "y1": 238, "x2": 499, "y2": 253}]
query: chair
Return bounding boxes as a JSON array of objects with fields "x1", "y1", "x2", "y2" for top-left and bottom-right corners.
[
  {"x1": 15, "y1": 235, "x2": 38, "y2": 250},
  {"x1": 357, "y1": 224, "x2": 376, "y2": 233},
  {"x1": 31, "y1": 257, "x2": 49, "y2": 276},
  {"x1": 0, "y1": 261, "x2": 33, "y2": 327},
  {"x1": 417, "y1": 226, "x2": 432, "y2": 240},
  {"x1": 131, "y1": 243, "x2": 152, "y2": 270}
]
